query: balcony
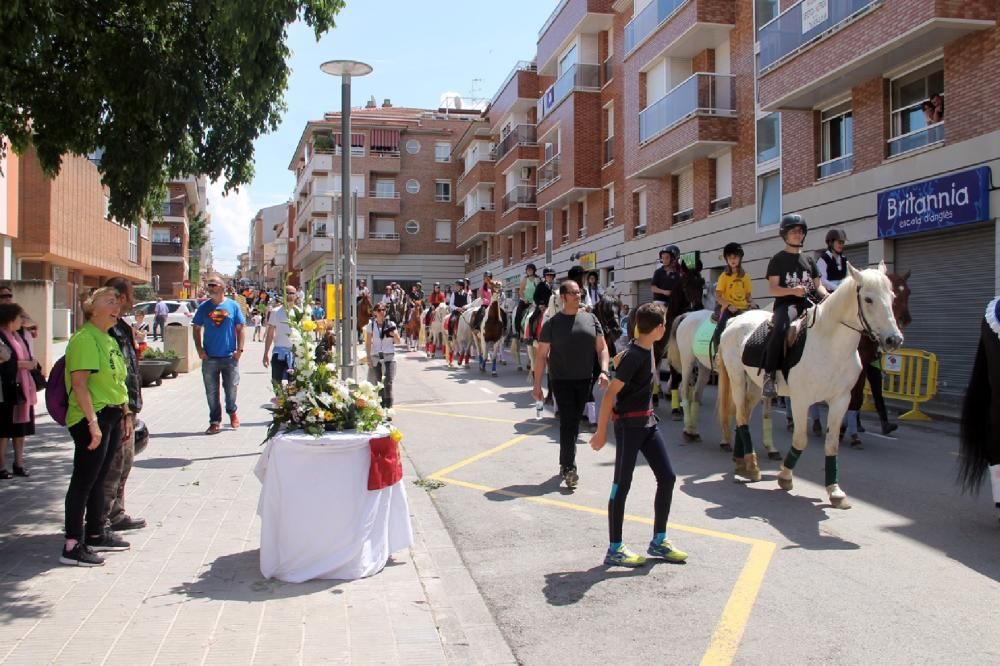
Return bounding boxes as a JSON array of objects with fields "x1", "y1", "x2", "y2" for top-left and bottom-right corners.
[
  {"x1": 489, "y1": 62, "x2": 538, "y2": 129},
  {"x1": 502, "y1": 185, "x2": 537, "y2": 213},
  {"x1": 293, "y1": 153, "x2": 334, "y2": 199},
  {"x1": 296, "y1": 194, "x2": 334, "y2": 232},
  {"x1": 537, "y1": 0, "x2": 614, "y2": 77},
  {"x1": 624, "y1": 0, "x2": 734, "y2": 59},
  {"x1": 367, "y1": 149, "x2": 401, "y2": 173},
  {"x1": 632, "y1": 73, "x2": 737, "y2": 178},
  {"x1": 151, "y1": 241, "x2": 185, "y2": 261},
  {"x1": 457, "y1": 161, "x2": 495, "y2": 203},
  {"x1": 757, "y1": 0, "x2": 994, "y2": 111},
  {"x1": 160, "y1": 201, "x2": 186, "y2": 221},
  {"x1": 817, "y1": 155, "x2": 854, "y2": 180},
  {"x1": 367, "y1": 191, "x2": 401, "y2": 215},
  {"x1": 493, "y1": 125, "x2": 537, "y2": 163},
  {"x1": 602, "y1": 57, "x2": 613, "y2": 86},
  {"x1": 457, "y1": 207, "x2": 496, "y2": 249},
  {"x1": 537, "y1": 155, "x2": 561, "y2": 192},
  {"x1": 498, "y1": 186, "x2": 538, "y2": 234},
  {"x1": 293, "y1": 235, "x2": 333, "y2": 269},
  {"x1": 537, "y1": 64, "x2": 600, "y2": 122},
  {"x1": 358, "y1": 232, "x2": 401, "y2": 255}
]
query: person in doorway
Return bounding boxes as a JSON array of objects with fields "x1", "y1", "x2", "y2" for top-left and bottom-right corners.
[
  {"x1": 152, "y1": 296, "x2": 168, "y2": 341},
  {"x1": 193, "y1": 274, "x2": 246, "y2": 434},
  {"x1": 365, "y1": 304, "x2": 402, "y2": 415},
  {"x1": 263, "y1": 285, "x2": 300, "y2": 388},
  {"x1": 533, "y1": 280, "x2": 610, "y2": 490},
  {"x1": 590, "y1": 303, "x2": 687, "y2": 567}
]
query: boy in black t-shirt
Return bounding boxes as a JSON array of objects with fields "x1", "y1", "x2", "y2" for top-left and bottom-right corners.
[
  {"x1": 590, "y1": 303, "x2": 687, "y2": 568},
  {"x1": 762, "y1": 214, "x2": 828, "y2": 398}
]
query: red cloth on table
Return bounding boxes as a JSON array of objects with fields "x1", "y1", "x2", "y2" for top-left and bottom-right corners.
[{"x1": 368, "y1": 435, "x2": 403, "y2": 490}]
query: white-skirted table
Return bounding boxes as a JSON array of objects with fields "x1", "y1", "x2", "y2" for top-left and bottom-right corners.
[{"x1": 254, "y1": 426, "x2": 413, "y2": 582}]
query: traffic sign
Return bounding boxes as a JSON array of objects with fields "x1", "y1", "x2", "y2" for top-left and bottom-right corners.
[{"x1": 183, "y1": 279, "x2": 191, "y2": 288}]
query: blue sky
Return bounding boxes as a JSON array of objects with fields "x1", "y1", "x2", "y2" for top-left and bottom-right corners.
[{"x1": 208, "y1": 0, "x2": 558, "y2": 273}]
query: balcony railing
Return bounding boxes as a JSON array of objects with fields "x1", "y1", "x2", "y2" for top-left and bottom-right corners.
[
  {"x1": 602, "y1": 57, "x2": 613, "y2": 86},
  {"x1": 493, "y1": 125, "x2": 537, "y2": 162},
  {"x1": 887, "y1": 122, "x2": 944, "y2": 157},
  {"x1": 152, "y1": 241, "x2": 184, "y2": 257},
  {"x1": 369, "y1": 232, "x2": 401, "y2": 240},
  {"x1": 371, "y1": 148, "x2": 401, "y2": 158},
  {"x1": 459, "y1": 203, "x2": 496, "y2": 225},
  {"x1": 710, "y1": 196, "x2": 732, "y2": 213},
  {"x1": 539, "y1": 0, "x2": 569, "y2": 37},
  {"x1": 160, "y1": 201, "x2": 186, "y2": 218},
  {"x1": 369, "y1": 190, "x2": 400, "y2": 199},
  {"x1": 758, "y1": 0, "x2": 881, "y2": 72},
  {"x1": 603, "y1": 208, "x2": 615, "y2": 228},
  {"x1": 639, "y1": 73, "x2": 736, "y2": 144},
  {"x1": 502, "y1": 185, "x2": 537, "y2": 213},
  {"x1": 817, "y1": 154, "x2": 854, "y2": 179},
  {"x1": 603, "y1": 137, "x2": 614, "y2": 164},
  {"x1": 537, "y1": 64, "x2": 601, "y2": 121},
  {"x1": 673, "y1": 208, "x2": 694, "y2": 224},
  {"x1": 538, "y1": 155, "x2": 561, "y2": 192},
  {"x1": 624, "y1": 0, "x2": 688, "y2": 55}
]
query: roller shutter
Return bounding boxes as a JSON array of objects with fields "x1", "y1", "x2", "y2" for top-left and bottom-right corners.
[
  {"x1": 636, "y1": 279, "x2": 654, "y2": 305},
  {"x1": 842, "y1": 243, "x2": 868, "y2": 269},
  {"x1": 894, "y1": 223, "x2": 995, "y2": 397}
]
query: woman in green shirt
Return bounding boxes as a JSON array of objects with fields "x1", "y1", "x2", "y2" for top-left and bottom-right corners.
[{"x1": 60, "y1": 287, "x2": 132, "y2": 567}]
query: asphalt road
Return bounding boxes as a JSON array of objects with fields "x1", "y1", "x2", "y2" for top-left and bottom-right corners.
[{"x1": 389, "y1": 348, "x2": 1000, "y2": 665}]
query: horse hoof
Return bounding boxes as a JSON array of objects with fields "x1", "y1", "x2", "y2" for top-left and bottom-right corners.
[
  {"x1": 720, "y1": 442, "x2": 733, "y2": 452},
  {"x1": 682, "y1": 431, "x2": 701, "y2": 443},
  {"x1": 768, "y1": 451, "x2": 783, "y2": 461},
  {"x1": 777, "y1": 476, "x2": 794, "y2": 491}
]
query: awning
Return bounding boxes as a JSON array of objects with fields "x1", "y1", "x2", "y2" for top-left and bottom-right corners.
[
  {"x1": 333, "y1": 133, "x2": 366, "y2": 147},
  {"x1": 370, "y1": 129, "x2": 400, "y2": 151}
]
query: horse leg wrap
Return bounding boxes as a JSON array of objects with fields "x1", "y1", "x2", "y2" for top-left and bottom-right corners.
[
  {"x1": 990, "y1": 465, "x2": 1000, "y2": 504},
  {"x1": 737, "y1": 425, "x2": 753, "y2": 455},
  {"x1": 762, "y1": 412, "x2": 775, "y2": 451},
  {"x1": 671, "y1": 389, "x2": 680, "y2": 410},
  {"x1": 784, "y1": 446, "x2": 804, "y2": 471},
  {"x1": 825, "y1": 455, "x2": 838, "y2": 487},
  {"x1": 733, "y1": 428, "x2": 745, "y2": 458},
  {"x1": 688, "y1": 401, "x2": 699, "y2": 431}
]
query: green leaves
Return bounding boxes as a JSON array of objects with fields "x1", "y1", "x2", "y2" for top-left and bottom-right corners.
[{"x1": 0, "y1": 0, "x2": 345, "y2": 223}]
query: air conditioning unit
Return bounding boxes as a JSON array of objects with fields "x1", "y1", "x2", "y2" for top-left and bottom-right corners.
[{"x1": 520, "y1": 167, "x2": 532, "y2": 180}]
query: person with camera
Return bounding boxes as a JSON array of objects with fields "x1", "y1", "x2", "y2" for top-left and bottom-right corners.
[{"x1": 365, "y1": 303, "x2": 402, "y2": 415}]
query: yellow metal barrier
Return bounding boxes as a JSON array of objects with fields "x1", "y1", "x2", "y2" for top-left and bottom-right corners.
[{"x1": 862, "y1": 348, "x2": 938, "y2": 421}]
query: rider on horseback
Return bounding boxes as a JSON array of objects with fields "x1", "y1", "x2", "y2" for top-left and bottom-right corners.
[
  {"x1": 567, "y1": 265, "x2": 593, "y2": 310},
  {"x1": 652, "y1": 245, "x2": 680, "y2": 307},
  {"x1": 428, "y1": 282, "x2": 446, "y2": 307},
  {"x1": 517, "y1": 264, "x2": 540, "y2": 338},
  {"x1": 710, "y1": 242, "x2": 753, "y2": 358},
  {"x1": 817, "y1": 229, "x2": 849, "y2": 291},
  {"x1": 527, "y1": 267, "x2": 557, "y2": 342},
  {"x1": 471, "y1": 271, "x2": 493, "y2": 331},
  {"x1": 762, "y1": 214, "x2": 829, "y2": 398},
  {"x1": 447, "y1": 278, "x2": 470, "y2": 339}
]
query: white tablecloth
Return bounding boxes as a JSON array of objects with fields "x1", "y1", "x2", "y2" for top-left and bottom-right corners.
[{"x1": 254, "y1": 427, "x2": 413, "y2": 582}]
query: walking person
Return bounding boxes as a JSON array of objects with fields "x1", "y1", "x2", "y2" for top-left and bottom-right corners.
[
  {"x1": 0, "y1": 302, "x2": 40, "y2": 479},
  {"x1": 365, "y1": 303, "x2": 401, "y2": 415},
  {"x1": 590, "y1": 303, "x2": 687, "y2": 567},
  {"x1": 533, "y1": 281, "x2": 611, "y2": 489},
  {"x1": 60, "y1": 287, "x2": 132, "y2": 566},
  {"x1": 250, "y1": 311, "x2": 263, "y2": 342},
  {"x1": 101, "y1": 277, "x2": 146, "y2": 532},
  {"x1": 192, "y1": 274, "x2": 246, "y2": 435},
  {"x1": 152, "y1": 296, "x2": 168, "y2": 341},
  {"x1": 263, "y1": 285, "x2": 300, "y2": 387}
]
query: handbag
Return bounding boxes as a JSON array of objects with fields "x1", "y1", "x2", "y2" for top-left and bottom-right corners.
[{"x1": 30, "y1": 366, "x2": 46, "y2": 392}]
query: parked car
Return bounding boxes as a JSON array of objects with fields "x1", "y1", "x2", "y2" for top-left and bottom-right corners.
[{"x1": 123, "y1": 300, "x2": 195, "y2": 328}]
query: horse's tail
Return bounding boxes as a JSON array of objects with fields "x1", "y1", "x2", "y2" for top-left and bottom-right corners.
[
  {"x1": 716, "y1": 344, "x2": 734, "y2": 432},
  {"x1": 958, "y1": 331, "x2": 992, "y2": 494},
  {"x1": 667, "y1": 312, "x2": 687, "y2": 372}
]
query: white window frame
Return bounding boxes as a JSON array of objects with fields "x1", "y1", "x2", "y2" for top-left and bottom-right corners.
[
  {"x1": 435, "y1": 142, "x2": 452, "y2": 163},
  {"x1": 604, "y1": 186, "x2": 615, "y2": 227},
  {"x1": 674, "y1": 168, "x2": 694, "y2": 224},
  {"x1": 405, "y1": 139, "x2": 421, "y2": 155},
  {"x1": 434, "y1": 220, "x2": 451, "y2": 243},
  {"x1": 406, "y1": 179, "x2": 420, "y2": 194},
  {"x1": 128, "y1": 224, "x2": 139, "y2": 263},
  {"x1": 635, "y1": 188, "x2": 647, "y2": 236},
  {"x1": 888, "y1": 60, "x2": 944, "y2": 156},
  {"x1": 756, "y1": 170, "x2": 782, "y2": 230},
  {"x1": 819, "y1": 101, "x2": 853, "y2": 178},
  {"x1": 435, "y1": 180, "x2": 452, "y2": 203},
  {"x1": 404, "y1": 220, "x2": 420, "y2": 235}
]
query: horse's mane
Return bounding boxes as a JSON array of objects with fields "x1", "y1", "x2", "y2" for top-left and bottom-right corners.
[{"x1": 594, "y1": 295, "x2": 622, "y2": 339}]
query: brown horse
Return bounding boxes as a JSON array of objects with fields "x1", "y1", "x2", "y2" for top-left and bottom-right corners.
[
  {"x1": 404, "y1": 299, "x2": 423, "y2": 351},
  {"x1": 478, "y1": 296, "x2": 508, "y2": 376},
  {"x1": 357, "y1": 293, "x2": 373, "y2": 341}
]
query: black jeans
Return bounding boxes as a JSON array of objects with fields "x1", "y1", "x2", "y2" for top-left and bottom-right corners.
[
  {"x1": 609, "y1": 422, "x2": 676, "y2": 543},
  {"x1": 865, "y1": 363, "x2": 889, "y2": 422},
  {"x1": 64, "y1": 407, "x2": 123, "y2": 541},
  {"x1": 152, "y1": 315, "x2": 167, "y2": 340},
  {"x1": 764, "y1": 304, "x2": 792, "y2": 373},
  {"x1": 552, "y1": 379, "x2": 592, "y2": 470}
]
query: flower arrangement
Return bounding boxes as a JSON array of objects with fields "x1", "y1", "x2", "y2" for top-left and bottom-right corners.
[{"x1": 265, "y1": 295, "x2": 386, "y2": 441}]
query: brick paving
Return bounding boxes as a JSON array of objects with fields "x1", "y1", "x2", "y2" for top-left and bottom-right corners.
[{"x1": 0, "y1": 337, "x2": 514, "y2": 665}]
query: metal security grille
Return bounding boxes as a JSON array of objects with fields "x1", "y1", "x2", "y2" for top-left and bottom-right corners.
[
  {"x1": 842, "y1": 243, "x2": 868, "y2": 269},
  {"x1": 894, "y1": 223, "x2": 995, "y2": 397},
  {"x1": 636, "y1": 279, "x2": 653, "y2": 305}
]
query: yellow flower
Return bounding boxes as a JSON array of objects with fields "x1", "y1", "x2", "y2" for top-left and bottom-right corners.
[
  {"x1": 390, "y1": 429, "x2": 403, "y2": 444},
  {"x1": 324, "y1": 411, "x2": 334, "y2": 421},
  {"x1": 302, "y1": 320, "x2": 317, "y2": 332}
]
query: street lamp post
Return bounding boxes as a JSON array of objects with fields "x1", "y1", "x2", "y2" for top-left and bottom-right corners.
[{"x1": 320, "y1": 59, "x2": 373, "y2": 381}]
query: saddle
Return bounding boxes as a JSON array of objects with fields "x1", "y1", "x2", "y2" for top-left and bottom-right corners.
[{"x1": 741, "y1": 316, "x2": 809, "y2": 380}]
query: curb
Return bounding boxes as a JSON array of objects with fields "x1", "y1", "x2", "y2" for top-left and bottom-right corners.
[{"x1": 401, "y1": 453, "x2": 519, "y2": 665}]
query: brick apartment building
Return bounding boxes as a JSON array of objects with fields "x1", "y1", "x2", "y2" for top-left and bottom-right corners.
[
  {"x1": 152, "y1": 176, "x2": 207, "y2": 297},
  {"x1": 457, "y1": 0, "x2": 998, "y2": 399},
  {"x1": 249, "y1": 202, "x2": 288, "y2": 290},
  {"x1": 0, "y1": 146, "x2": 19, "y2": 279},
  {"x1": 288, "y1": 102, "x2": 476, "y2": 298},
  {"x1": 14, "y1": 147, "x2": 151, "y2": 327}
]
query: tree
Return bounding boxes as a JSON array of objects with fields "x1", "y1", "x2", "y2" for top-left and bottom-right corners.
[
  {"x1": 187, "y1": 207, "x2": 209, "y2": 252},
  {"x1": 0, "y1": 0, "x2": 345, "y2": 223}
]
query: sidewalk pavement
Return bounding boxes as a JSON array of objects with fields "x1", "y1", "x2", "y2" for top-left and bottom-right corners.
[{"x1": 0, "y1": 337, "x2": 514, "y2": 665}]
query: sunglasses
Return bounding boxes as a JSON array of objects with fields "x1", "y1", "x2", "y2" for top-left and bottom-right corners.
[{"x1": 206, "y1": 282, "x2": 222, "y2": 288}]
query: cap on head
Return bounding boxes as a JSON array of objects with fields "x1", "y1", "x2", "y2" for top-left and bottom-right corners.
[{"x1": 825, "y1": 229, "x2": 847, "y2": 246}]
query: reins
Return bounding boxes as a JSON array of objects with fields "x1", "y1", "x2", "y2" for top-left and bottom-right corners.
[{"x1": 837, "y1": 283, "x2": 878, "y2": 342}]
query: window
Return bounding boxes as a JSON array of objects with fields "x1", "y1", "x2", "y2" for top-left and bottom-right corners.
[
  {"x1": 405, "y1": 220, "x2": 420, "y2": 235},
  {"x1": 756, "y1": 114, "x2": 780, "y2": 164},
  {"x1": 128, "y1": 224, "x2": 139, "y2": 263},
  {"x1": 757, "y1": 171, "x2": 781, "y2": 228},
  {"x1": 674, "y1": 168, "x2": 694, "y2": 223},
  {"x1": 603, "y1": 186, "x2": 615, "y2": 227},
  {"x1": 635, "y1": 189, "x2": 647, "y2": 235},
  {"x1": 560, "y1": 209, "x2": 569, "y2": 241},
  {"x1": 520, "y1": 230, "x2": 528, "y2": 256},
  {"x1": 406, "y1": 179, "x2": 420, "y2": 194},
  {"x1": 819, "y1": 102, "x2": 853, "y2": 178},
  {"x1": 435, "y1": 180, "x2": 452, "y2": 202},
  {"x1": 559, "y1": 45, "x2": 578, "y2": 77},
  {"x1": 405, "y1": 139, "x2": 421, "y2": 155},
  {"x1": 712, "y1": 151, "x2": 732, "y2": 212},
  {"x1": 889, "y1": 61, "x2": 944, "y2": 157},
  {"x1": 755, "y1": 0, "x2": 779, "y2": 31},
  {"x1": 604, "y1": 104, "x2": 614, "y2": 165},
  {"x1": 373, "y1": 219, "x2": 396, "y2": 238},
  {"x1": 375, "y1": 179, "x2": 396, "y2": 197},
  {"x1": 577, "y1": 202, "x2": 586, "y2": 239},
  {"x1": 435, "y1": 220, "x2": 451, "y2": 243},
  {"x1": 332, "y1": 174, "x2": 366, "y2": 197},
  {"x1": 152, "y1": 228, "x2": 171, "y2": 243},
  {"x1": 435, "y1": 142, "x2": 452, "y2": 163},
  {"x1": 507, "y1": 236, "x2": 514, "y2": 262}
]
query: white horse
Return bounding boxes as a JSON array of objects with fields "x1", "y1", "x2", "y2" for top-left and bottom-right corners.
[
  {"x1": 427, "y1": 303, "x2": 448, "y2": 358},
  {"x1": 667, "y1": 310, "x2": 782, "y2": 460},
  {"x1": 451, "y1": 298, "x2": 482, "y2": 368},
  {"x1": 716, "y1": 262, "x2": 903, "y2": 508}
]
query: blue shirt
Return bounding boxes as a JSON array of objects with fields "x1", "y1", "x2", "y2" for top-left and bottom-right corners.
[{"x1": 193, "y1": 298, "x2": 246, "y2": 357}]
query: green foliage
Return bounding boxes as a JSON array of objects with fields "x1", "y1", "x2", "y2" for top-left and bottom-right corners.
[
  {"x1": 187, "y1": 207, "x2": 209, "y2": 251},
  {"x1": 312, "y1": 133, "x2": 335, "y2": 153},
  {"x1": 133, "y1": 283, "x2": 157, "y2": 302},
  {"x1": 141, "y1": 348, "x2": 178, "y2": 360},
  {"x1": 0, "y1": 0, "x2": 346, "y2": 223}
]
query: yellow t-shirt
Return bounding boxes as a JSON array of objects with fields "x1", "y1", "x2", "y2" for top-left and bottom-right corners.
[{"x1": 716, "y1": 272, "x2": 753, "y2": 311}]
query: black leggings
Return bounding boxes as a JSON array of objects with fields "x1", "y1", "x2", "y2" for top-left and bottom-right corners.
[
  {"x1": 608, "y1": 422, "x2": 676, "y2": 543},
  {"x1": 865, "y1": 363, "x2": 889, "y2": 422},
  {"x1": 764, "y1": 304, "x2": 793, "y2": 373},
  {"x1": 64, "y1": 407, "x2": 123, "y2": 541},
  {"x1": 552, "y1": 379, "x2": 592, "y2": 470}
]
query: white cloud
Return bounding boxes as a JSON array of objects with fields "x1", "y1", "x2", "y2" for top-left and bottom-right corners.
[{"x1": 206, "y1": 180, "x2": 286, "y2": 275}]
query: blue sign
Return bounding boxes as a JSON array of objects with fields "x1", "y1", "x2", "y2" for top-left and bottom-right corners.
[{"x1": 877, "y1": 166, "x2": 992, "y2": 239}]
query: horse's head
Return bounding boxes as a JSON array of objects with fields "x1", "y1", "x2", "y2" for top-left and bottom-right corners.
[
  {"x1": 680, "y1": 269, "x2": 706, "y2": 311},
  {"x1": 887, "y1": 270, "x2": 912, "y2": 329},
  {"x1": 594, "y1": 295, "x2": 622, "y2": 339},
  {"x1": 848, "y1": 261, "x2": 904, "y2": 352}
]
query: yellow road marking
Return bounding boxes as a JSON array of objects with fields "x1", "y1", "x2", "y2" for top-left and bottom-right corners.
[
  {"x1": 395, "y1": 406, "x2": 531, "y2": 426},
  {"x1": 399, "y1": 400, "x2": 502, "y2": 408},
  {"x1": 427, "y1": 425, "x2": 551, "y2": 479}
]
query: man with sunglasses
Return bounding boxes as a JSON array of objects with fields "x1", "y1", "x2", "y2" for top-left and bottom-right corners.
[
  {"x1": 533, "y1": 280, "x2": 610, "y2": 490},
  {"x1": 192, "y1": 274, "x2": 246, "y2": 435}
]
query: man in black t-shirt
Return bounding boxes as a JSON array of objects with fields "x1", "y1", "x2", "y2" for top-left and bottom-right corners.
[
  {"x1": 590, "y1": 303, "x2": 687, "y2": 567},
  {"x1": 533, "y1": 280, "x2": 610, "y2": 490},
  {"x1": 762, "y1": 214, "x2": 828, "y2": 398},
  {"x1": 651, "y1": 246, "x2": 680, "y2": 306}
]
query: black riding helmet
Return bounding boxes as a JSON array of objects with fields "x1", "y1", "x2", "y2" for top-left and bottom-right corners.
[
  {"x1": 484, "y1": 271, "x2": 493, "y2": 279},
  {"x1": 659, "y1": 245, "x2": 680, "y2": 261},
  {"x1": 722, "y1": 242, "x2": 744, "y2": 258},
  {"x1": 779, "y1": 213, "x2": 808, "y2": 237},
  {"x1": 542, "y1": 267, "x2": 556, "y2": 277},
  {"x1": 825, "y1": 229, "x2": 847, "y2": 246}
]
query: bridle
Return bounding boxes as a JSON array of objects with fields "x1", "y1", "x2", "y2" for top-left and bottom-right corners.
[{"x1": 838, "y1": 284, "x2": 879, "y2": 343}]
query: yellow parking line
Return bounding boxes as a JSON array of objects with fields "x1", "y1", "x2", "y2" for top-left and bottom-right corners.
[
  {"x1": 427, "y1": 425, "x2": 551, "y2": 479},
  {"x1": 399, "y1": 400, "x2": 502, "y2": 408},
  {"x1": 395, "y1": 406, "x2": 531, "y2": 426}
]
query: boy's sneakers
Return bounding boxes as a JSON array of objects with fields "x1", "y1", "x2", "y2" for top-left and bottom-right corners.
[
  {"x1": 85, "y1": 531, "x2": 130, "y2": 552},
  {"x1": 605, "y1": 545, "x2": 647, "y2": 568},
  {"x1": 59, "y1": 542, "x2": 105, "y2": 567},
  {"x1": 762, "y1": 373, "x2": 777, "y2": 399},
  {"x1": 647, "y1": 539, "x2": 688, "y2": 563},
  {"x1": 560, "y1": 466, "x2": 579, "y2": 490}
]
